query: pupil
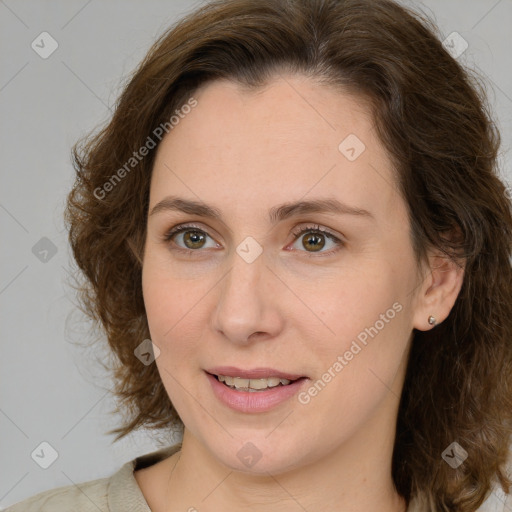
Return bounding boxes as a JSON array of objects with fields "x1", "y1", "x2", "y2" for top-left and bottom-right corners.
[
  {"x1": 184, "y1": 230, "x2": 205, "y2": 249},
  {"x1": 303, "y1": 233, "x2": 325, "y2": 252}
]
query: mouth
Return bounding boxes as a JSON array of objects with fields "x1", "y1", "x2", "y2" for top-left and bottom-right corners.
[
  {"x1": 209, "y1": 373, "x2": 307, "y2": 392},
  {"x1": 205, "y1": 367, "x2": 308, "y2": 393},
  {"x1": 204, "y1": 368, "x2": 310, "y2": 412}
]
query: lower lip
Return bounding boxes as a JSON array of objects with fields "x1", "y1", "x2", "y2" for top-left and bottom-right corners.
[{"x1": 205, "y1": 372, "x2": 308, "y2": 413}]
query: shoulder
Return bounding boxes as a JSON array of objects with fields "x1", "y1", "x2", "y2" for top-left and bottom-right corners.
[
  {"x1": 4, "y1": 443, "x2": 181, "y2": 512},
  {"x1": 407, "y1": 486, "x2": 512, "y2": 512},
  {"x1": 3, "y1": 476, "x2": 110, "y2": 512}
]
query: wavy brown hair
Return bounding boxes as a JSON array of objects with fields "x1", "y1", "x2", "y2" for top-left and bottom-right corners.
[{"x1": 65, "y1": 0, "x2": 512, "y2": 509}]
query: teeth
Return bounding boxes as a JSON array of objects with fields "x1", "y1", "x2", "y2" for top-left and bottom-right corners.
[
  {"x1": 234, "y1": 378, "x2": 249, "y2": 389},
  {"x1": 217, "y1": 375, "x2": 293, "y2": 391}
]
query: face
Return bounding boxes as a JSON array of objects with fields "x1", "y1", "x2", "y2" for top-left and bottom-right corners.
[{"x1": 142, "y1": 75, "x2": 422, "y2": 475}]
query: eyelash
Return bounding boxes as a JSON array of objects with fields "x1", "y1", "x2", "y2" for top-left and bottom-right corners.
[{"x1": 162, "y1": 223, "x2": 345, "y2": 257}]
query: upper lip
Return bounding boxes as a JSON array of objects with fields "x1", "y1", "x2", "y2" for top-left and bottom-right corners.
[{"x1": 206, "y1": 366, "x2": 306, "y2": 380}]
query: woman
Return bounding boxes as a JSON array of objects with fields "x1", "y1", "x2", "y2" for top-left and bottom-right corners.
[{"x1": 6, "y1": 0, "x2": 512, "y2": 510}]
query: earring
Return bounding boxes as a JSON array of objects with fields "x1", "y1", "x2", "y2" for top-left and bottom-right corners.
[{"x1": 428, "y1": 315, "x2": 437, "y2": 326}]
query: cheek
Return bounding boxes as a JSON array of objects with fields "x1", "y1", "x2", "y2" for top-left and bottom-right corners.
[
  {"x1": 299, "y1": 257, "x2": 412, "y2": 408},
  {"x1": 142, "y1": 253, "x2": 211, "y2": 340},
  {"x1": 142, "y1": 260, "x2": 206, "y2": 410},
  {"x1": 305, "y1": 263, "x2": 403, "y2": 345},
  {"x1": 298, "y1": 291, "x2": 410, "y2": 446}
]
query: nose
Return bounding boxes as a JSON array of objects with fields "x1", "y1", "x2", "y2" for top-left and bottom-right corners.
[{"x1": 211, "y1": 249, "x2": 284, "y2": 345}]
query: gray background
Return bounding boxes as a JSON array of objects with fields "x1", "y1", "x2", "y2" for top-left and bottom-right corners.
[{"x1": 1, "y1": 0, "x2": 511, "y2": 509}]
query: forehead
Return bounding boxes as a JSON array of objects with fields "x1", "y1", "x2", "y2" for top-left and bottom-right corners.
[
  {"x1": 150, "y1": 75, "x2": 402, "y2": 224},
  {"x1": 183, "y1": 76, "x2": 375, "y2": 152}
]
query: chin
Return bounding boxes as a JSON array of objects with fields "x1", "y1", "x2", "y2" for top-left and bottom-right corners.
[{"x1": 205, "y1": 434, "x2": 309, "y2": 476}]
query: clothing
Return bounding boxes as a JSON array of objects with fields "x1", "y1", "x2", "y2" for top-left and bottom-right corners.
[
  {"x1": 4, "y1": 444, "x2": 181, "y2": 512},
  {"x1": 4, "y1": 443, "x2": 509, "y2": 511}
]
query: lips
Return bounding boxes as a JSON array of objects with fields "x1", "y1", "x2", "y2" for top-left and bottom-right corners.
[
  {"x1": 205, "y1": 370, "x2": 309, "y2": 412},
  {"x1": 205, "y1": 366, "x2": 305, "y2": 381}
]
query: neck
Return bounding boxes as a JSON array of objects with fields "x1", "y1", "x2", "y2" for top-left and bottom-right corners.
[{"x1": 162, "y1": 407, "x2": 407, "y2": 512}]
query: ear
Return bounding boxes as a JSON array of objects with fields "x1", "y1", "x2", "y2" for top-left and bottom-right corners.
[{"x1": 412, "y1": 248, "x2": 465, "y2": 331}]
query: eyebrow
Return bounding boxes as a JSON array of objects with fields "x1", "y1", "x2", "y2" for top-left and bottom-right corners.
[{"x1": 149, "y1": 196, "x2": 375, "y2": 223}]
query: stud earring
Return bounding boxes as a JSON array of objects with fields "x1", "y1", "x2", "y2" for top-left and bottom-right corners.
[{"x1": 428, "y1": 315, "x2": 437, "y2": 326}]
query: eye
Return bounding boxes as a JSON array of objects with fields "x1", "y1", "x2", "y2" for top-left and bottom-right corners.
[
  {"x1": 163, "y1": 223, "x2": 220, "y2": 253},
  {"x1": 288, "y1": 224, "x2": 344, "y2": 256},
  {"x1": 162, "y1": 222, "x2": 345, "y2": 257}
]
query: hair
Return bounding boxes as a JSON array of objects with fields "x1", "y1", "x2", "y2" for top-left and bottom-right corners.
[{"x1": 65, "y1": 0, "x2": 512, "y2": 509}]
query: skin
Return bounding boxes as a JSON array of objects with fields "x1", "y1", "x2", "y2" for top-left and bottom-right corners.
[{"x1": 136, "y1": 74, "x2": 464, "y2": 512}]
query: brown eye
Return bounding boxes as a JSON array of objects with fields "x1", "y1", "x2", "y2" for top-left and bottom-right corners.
[
  {"x1": 301, "y1": 232, "x2": 326, "y2": 252},
  {"x1": 164, "y1": 225, "x2": 219, "y2": 252},
  {"x1": 182, "y1": 230, "x2": 207, "y2": 249},
  {"x1": 289, "y1": 224, "x2": 345, "y2": 256}
]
